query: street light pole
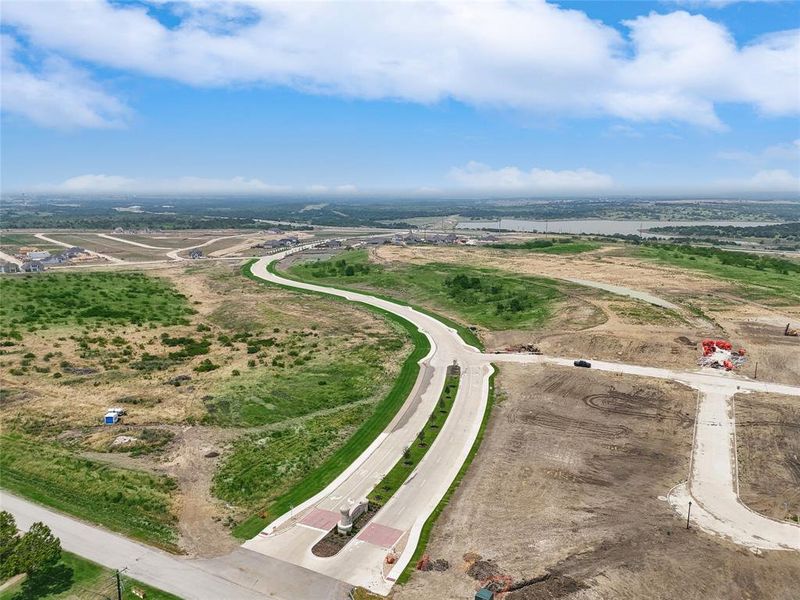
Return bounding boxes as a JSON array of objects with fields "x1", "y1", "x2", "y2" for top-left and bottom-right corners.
[{"x1": 686, "y1": 501, "x2": 692, "y2": 530}]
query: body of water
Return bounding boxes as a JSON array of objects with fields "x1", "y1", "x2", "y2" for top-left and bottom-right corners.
[{"x1": 456, "y1": 219, "x2": 781, "y2": 237}]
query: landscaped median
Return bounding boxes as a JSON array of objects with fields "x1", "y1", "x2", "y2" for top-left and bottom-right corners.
[
  {"x1": 369, "y1": 374, "x2": 460, "y2": 508},
  {"x1": 232, "y1": 259, "x2": 432, "y2": 539},
  {"x1": 397, "y1": 365, "x2": 497, "y2": 584}
]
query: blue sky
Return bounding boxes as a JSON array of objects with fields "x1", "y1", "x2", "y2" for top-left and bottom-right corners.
[{"x1": 1, "y1": 0, "x2": 798, "y2": 196}]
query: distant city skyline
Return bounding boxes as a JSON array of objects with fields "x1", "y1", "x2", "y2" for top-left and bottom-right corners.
[{"x1": 1, "y1": 0, "x2": 799, "y2": 196}]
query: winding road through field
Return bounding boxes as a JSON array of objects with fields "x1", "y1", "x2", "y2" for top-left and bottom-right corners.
[{"x1": 2, "y1": 243, "x2": 798, "y2": 599}]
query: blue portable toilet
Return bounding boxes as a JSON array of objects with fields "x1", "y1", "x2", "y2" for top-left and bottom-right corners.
[
  {"x1": 475, "y1": 588, "x2": 494, "y2": 600},
  {"x1": 104, "y1": 412, "x2": 119, "y2": 425}
]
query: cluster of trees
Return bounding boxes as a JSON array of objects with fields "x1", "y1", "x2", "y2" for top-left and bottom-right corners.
[
  {"x1": 1, "y1": 511, "x2": 62, "y2": 581},
  {"x1": 443, "y1": 273, "x2": 531, "y2": 314},
  {"x1": 308, "y1": 258, "x2": 372, "y2": 277}
]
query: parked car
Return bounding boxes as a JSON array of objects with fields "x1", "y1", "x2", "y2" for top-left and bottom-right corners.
[{"x1": 573, "y1": 360, "x2": 591, "y2": 368}]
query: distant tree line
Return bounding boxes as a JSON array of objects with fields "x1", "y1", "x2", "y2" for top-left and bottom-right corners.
[{"x1": 648, "y1": 222, "x2": 800, "y2": 240}]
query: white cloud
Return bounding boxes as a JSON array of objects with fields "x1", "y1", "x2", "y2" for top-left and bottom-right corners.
[
  {"x1": 1, "y1": 1, "x2": 797, "y2": 129},
  {"x1": 717, "y1": 168, "x2": 800, "y2": 191},
  {"x1": 745, "y1": 169, "x2": 800, "y2": 190},
  {"x1": 716, "y1": 139, "x2": 800, "y2": 164},
  {"x1": 0, "y1": 34, "x2": 129, "y2": 129},
  {"x1": 666, "y1": 1, "x2": 782, "y2": 8},
  {"x1": 38, "y1": 174, "x2": 287, "y2": 194},
  {"x1": 449, "y1": 161, "x2": 614, "y2": 192}
]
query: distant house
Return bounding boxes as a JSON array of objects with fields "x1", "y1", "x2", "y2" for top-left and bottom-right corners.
[
  {"x1": 279, "y1": 236, "x2": 300, "y2": 246},
  {"x1": 21, "y1": 261, "x2": 45, "y2": 273},
  {"x1": 41, "y1": 254, "x2": 66, "y2": 266},
  {"x1": 62, "y1": 247, "x2": 86, "y2": 258},
  {"x1": 189, "y1": 249, "x2": 204, "y2": 259},
  {"x1": 26, "y1": 250, "x2": 51, "y2": 261},
  {"x1": 0, "y1": 262, "x2": 20, "y2": 274}
]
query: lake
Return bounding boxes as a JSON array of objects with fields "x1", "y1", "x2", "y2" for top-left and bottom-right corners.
[{"x1": 455, "y1": 219, "x2": 781, "y2": 237}]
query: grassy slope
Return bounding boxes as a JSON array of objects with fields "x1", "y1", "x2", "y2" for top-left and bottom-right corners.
[
  {"x1": 205, "y1": 337, "x2": 403, "y2": 427},
  {"x1": 397, "y1": 365, "x2": 497, "y2": 584},
  {"x1": 288, "y1": 250, "x2": 563, "y2": 333},
  {"x1": 276, "y1": 252, "x2": 484, "y2": 349},
  {"x1": 0, "y1": 551, "x2": 180, "y2": 600},
  {"x1": 634, "y1": 245, "x2": 800, "y2": 303},
  {"x1": 232, "y1": 261, "x2": 431, "y2": 539},
  {"x1": 0, "y1": 434, "x2": 178, "y2": 551},
  {"x1": 214, "y1": 403, "x2": 372, "y2": 509}
]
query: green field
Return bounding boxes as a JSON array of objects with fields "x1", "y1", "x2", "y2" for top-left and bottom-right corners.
[
  {"x1": 0, "y1": 551, "x2": 180, "y2": 600},
  {"x1": 368, "y1": 375, "x2": 459, "y2": 507},
  {"x1": 491, "y1": 238, "x2": 601, "y2": 254},
  {"x1": 635, "y1": 244, "x2": 800, "y2": 303},
  {"x1": 0, "y1": 272, "x2": 193, "y2": 333},
  {"x1": 0, "y1": 433, "x2": 179, "y2": 550},
  {"x1": 214, "y1": 403, "x2": 372, "y2": 508},
  {"x1": 205, "y1": 335, "x2": 405, "y2": 427},
  {"x1": 289, "y1": 250, "x2": 563, "y2": 330}
]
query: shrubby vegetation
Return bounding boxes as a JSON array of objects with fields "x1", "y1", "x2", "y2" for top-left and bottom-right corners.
[
  {"x1": 0, "y1": 434, "x2": 179, "y2": 549},
  {"x1": 490, "y1": 238, "x2": 600, "y2": 254},
  {"x1": 0, "y1": 272, "x2": 193, "y2": 334},
  {"x1": 213, "y1": 403, "x2": 372, "y2": 509},
  {"x1": 291, "y1": 250, "x2": 563, "y2": 329},
  {"x1": 635, "y1": 243, "x2": 800, "y2": 302}
]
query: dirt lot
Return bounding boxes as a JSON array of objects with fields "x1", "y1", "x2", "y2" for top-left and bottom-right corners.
[
  {"x1": 735, "y1": 391, "x2": 800, "y2": 523},
  {"x1": 394, "y1": 364, "x2": 800, "y2": 600},
  {"x1": 374, "y1": 245, "x2": 800, "y2": 384}
]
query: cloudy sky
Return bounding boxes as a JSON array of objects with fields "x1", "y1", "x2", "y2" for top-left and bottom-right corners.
[{"x1": 1, "y1": 0, "x2": 799, "y2": 196}]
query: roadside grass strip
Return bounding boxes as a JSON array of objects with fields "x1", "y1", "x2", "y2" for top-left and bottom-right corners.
[
  {"x1": 0, "y1": 550, "x2": 180, "y2": 600},
  {"x1": 368, "y1": 375, "x2": 460, "y2": 508},
  {"x1": 397, "y1": 365, "x2": 497, "y2": 585},
  {"x1": 233, "y1": 260, "x2": 431, "y2": 539},
  {"x1": 0, "y1": 433, "x2": 179, "y2": 552}
]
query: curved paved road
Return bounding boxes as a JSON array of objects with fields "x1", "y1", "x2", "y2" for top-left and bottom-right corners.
[{"x1": 245, "y1": 250, "x2": 491, "y2": 594}]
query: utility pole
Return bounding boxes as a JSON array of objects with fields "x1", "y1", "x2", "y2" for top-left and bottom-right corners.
[
  {"x1": 686, "y1": 501, "x2": 692, "y2": 530},
  {"x1": 754, "y1": 361, "x2": 758, "y2": 380},
  {"x1": 116, "y1": 570, "x2": 122, "y2": 600}
]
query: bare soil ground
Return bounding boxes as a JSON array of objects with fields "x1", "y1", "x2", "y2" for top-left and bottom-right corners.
[
  {"x1": 735, "y1": 391, "x2": 800, "y2": 524},
  {"x1": 394, "y1": 364, "x2": 800, "y2": 600},
  {"x1": 375, "y1": 245, "x2": 800, "y2": 384}
]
